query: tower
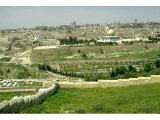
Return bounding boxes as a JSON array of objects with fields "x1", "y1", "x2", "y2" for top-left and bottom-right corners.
[
  {"x1": 134, "y1": 19, "x2": 138, "y2": 24},
  {"x1": 72, "y1": 21, "x2": 76, "y2": 28},
  {"x1": 134, "y1": 19, "x2": 138, "y2": 28}
]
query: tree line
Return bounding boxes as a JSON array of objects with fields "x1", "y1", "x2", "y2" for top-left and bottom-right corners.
[{"x1": 38, "y1": 60, "x2": 160, "y2": 82}]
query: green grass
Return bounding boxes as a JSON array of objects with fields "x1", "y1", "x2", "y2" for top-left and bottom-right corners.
[
  {"x1": 0, "y1": 63, "x2": 54, "y2": 79},
  {"x1": 21, "y1": 83, "x2": 160, "y2": 113},
  {"x1": 0, "y1": 91, "x2": 35, "y2": 102},
  {"x1": 0, "y1": 57, "x2": 11, "y2": 62}
]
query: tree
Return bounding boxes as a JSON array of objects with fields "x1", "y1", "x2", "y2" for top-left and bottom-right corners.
[
  {"x1": 78, "y1": 50, "x2": 81, "y2": 53},
  {"x1": 38, "y1": 64, "x2": 45, "y2": 70},
  {"x1": 0, "y1": 70, "x2": 3, "y2": 76},
  {"x1": 155, "y1": 60, "x2": 160, "y2": 68},
  {"x1": 109, "y1": 69, "x2": 117, "y2": 77},
  {"x1": 7, "y1": 69, "x2": 10, "y2": 73},
  {"x1": 144, "y1": 63, "x2": 152, "y2": 72},
  {"x1": 128, "y1": 65, "x2": 136, "y2": 72},
  {"x1": 116, "y1": 66, "x2": 126, "y2": 75}
]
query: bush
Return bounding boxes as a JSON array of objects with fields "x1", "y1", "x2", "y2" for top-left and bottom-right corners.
[
  {"x1": 150, "y1": 68, "x2": 160, "y2": 75},
  {"x1": 0, "y1": 70, "x2": 3, "y2": 76},
  {"x1": 38, "y1": 64, "x2": 46, "y2": 70},
  {"x1": 99, "y1": 48, "x2": 104, "y2": 54},
  {"x1": 84, "y1": 74, "x2": 99, "y2": 81},
  {"x1": 116, "y1": 66, "x2": 127, "y2": 75},
  {"x1": 128, "y1": 65, "x2": 136, "y2": 72},
  {"x1": 144, "y1": 45, "x2": 149, "y2": 49},
  {"x1": 38, "y1": 63, "x2": 52, "y2": 71},
  {"x1": 78, "y1": 50, "x2": 81, "y2": 53},
  {"x1": 75, "y1": 108, "x2": 86, "y2": 113},
  {"x1": 17, "y1": 70, "x2": 31, "y2": 79},
  {"x1": 92, "y1": 104, "x2": 105, "y2": 112},
  {"x1": 0, "y1": 57, "x2": 11, "y2": 62},
  {"x1": 136, "y1": 105, "x2": 155, "y2": 113},
  {"x1": 81, "y1": 53, "x2": 87, "y2": 59}
]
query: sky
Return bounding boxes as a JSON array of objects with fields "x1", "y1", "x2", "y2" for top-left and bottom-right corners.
[{"x1": 0, "y1": 6, "x2": 160, "y2": 29}]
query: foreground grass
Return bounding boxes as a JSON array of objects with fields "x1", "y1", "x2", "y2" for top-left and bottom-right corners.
[
  {"x1": 22, "y1": 83, "x2": 160, "y2": 113},
  {"x1": 0, "y1": 91, "x2": 35, "y2": 102}
]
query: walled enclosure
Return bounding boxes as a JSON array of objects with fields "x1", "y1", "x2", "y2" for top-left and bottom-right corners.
[
  {"x1": 58, "y1": 75, "x2": 160, "y2": 88},
  {"x1": 0, "y1": 83, "x2": 58, "y2": 113},
  {"x1": 0, "y1": 75, "x2": 160, "y2": 113}
]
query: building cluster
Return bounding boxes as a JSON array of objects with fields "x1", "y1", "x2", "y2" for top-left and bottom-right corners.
[{"x1": 0, "y1": 22, "x2": 160, "y2": 50}]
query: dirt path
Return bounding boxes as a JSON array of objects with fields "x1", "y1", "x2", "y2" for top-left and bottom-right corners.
[{"x1": 11, "y1": 50, "x2": 32, "y2": 65}]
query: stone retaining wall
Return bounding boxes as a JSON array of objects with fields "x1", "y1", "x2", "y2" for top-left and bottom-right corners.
[
  {"x1": 0, "y1": 83, "x2": 58, "y2": 113},
  {"x1": 58, "y1": 75, "x2": 160, "y2": 88}
]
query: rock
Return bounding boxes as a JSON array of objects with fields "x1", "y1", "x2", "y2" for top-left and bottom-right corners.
[{"x1": 7, "y1": 83, "x2": 12, "y2": 87}]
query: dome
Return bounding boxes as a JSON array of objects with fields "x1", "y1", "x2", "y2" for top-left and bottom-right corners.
[
  {"x1": 107, "y1": 29, "x2": 115, "y2": 36},
  {"x1": 34, "y1": 37, "x2": 38, "y2": 41},
  {"x1": 105, "y1": 27, "x2": 109, "y2": 31}
]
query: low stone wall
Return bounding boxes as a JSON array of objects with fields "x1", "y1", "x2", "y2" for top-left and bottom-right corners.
[
  {"x1": 0, "y1": 83, "x2": 58, "y2": 113},
  {"x1": 58, "y1": 75, "x2": 160, "y2": 88},
  {"x1": 0, "y1": 88, "x2": 36, "y2": 92},
  {"x1": 58, "y1": 82, "x2": 98, "y2": 88}
]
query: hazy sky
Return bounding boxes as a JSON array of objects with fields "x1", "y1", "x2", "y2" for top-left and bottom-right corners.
[{"x1": 0, "y1": 6, "x2": 160, "y2": 29}]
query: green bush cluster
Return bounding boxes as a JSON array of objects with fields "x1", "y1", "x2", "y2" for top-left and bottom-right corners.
[
  {"x1": 38, "y1": 59, "x2": 160, "y2": 81},
  {"x1": 108, "y1": 60, "x2": 160, "y2": 80},
  {"x1": 17, "y1": 70, "x2": 31, "y2": 79}
]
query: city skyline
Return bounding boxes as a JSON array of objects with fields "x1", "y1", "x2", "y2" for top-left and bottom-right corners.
[{"x1": 0, "y1": 6, "x2": 160, "y2": 29}]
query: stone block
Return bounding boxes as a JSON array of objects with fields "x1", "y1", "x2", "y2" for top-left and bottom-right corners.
[{"x1": 151, "y1": 75, "x2": 160, "y2": 83}]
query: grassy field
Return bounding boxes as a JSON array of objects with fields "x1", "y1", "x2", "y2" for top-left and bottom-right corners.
[
  {"x1": 21, "y1": 83, "x2": 160, "y2": 113},
  {"x1": 31, "y1": 43, "x2": 160, "y2": 63},
  {"x1": 0, "y1": 91, "x2": 35, "y2": 102}
]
